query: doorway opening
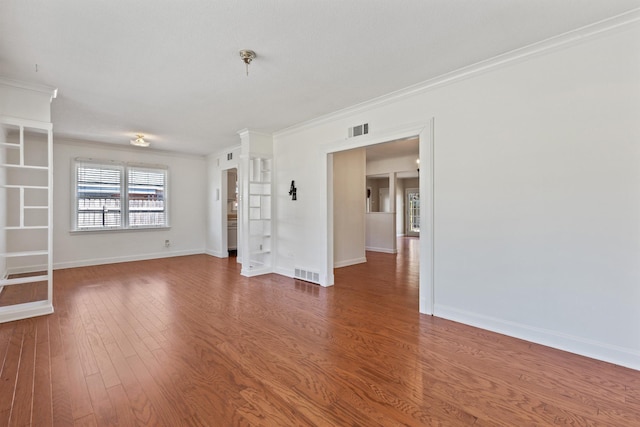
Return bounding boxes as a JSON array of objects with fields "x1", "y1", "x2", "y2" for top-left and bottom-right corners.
[{"x1": 325, "y1": 119, "x2": 434, "y2": 314}]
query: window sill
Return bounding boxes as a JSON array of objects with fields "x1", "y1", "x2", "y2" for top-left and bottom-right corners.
[{"x1": 70, "y1": 226, "x2": 171, "y2": 235}]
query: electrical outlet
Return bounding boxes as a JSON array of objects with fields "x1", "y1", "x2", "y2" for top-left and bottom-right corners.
[{"x1": 164, "y1": 239, "x2": 170, "y2": 248}]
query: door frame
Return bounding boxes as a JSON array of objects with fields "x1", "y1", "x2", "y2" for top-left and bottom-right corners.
[{"x1": 323, "y1": 118, "x2": 435, "y2": 315}]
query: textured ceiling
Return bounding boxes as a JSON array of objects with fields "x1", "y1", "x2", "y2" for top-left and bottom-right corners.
[{"x1": 1, "y1": 1, "x2": 639, "y2": 155}]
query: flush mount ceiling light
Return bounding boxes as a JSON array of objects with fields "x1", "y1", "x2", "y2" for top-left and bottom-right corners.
[
  {"x1": 239, "y1": 49, "x2": 256, "y2": 76},
  {"x1": 130, "y1": 134, "x2": 150, "y2": 147}
]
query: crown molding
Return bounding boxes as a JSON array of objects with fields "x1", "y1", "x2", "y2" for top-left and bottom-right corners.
[
  {"x1": 275, "y1": 8, "x2": 640, "y2": 139},
  {"x1": 0, "y1": 77, "x2": 58, "y2": 100},
  {"x1": 55, "y1": 136, "x2": 206, "y2": 159}
]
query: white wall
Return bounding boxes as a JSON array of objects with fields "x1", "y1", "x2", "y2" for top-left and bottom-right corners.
[
  {"x1": 53, "y1": 139, "x2": 207, "y2": 269},
  {"x1": 333, "y1": 148, "x2": 366, "y2": 267},
  {"x1": 366, "y1": 177, "x2": 387, "y2": 212},
  {"x1": 367, "y1": 154, "x2": 417, "y2": 176},
  {"x1": 365, "y1": 213, "x2": 396, "y2": 253},
  {"x1": 271, "y1": 23, "x2": 640, "y2": 369}
]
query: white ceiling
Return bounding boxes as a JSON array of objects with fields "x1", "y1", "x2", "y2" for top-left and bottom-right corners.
[
  {"x1": 1, "y1": 1, "x2": 639, "y2": 155},
  {"x1": 366, "y1": 137, "x2": 419, "y2": 162}
]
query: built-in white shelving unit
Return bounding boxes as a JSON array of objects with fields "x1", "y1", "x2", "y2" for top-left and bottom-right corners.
[
  {"x1": 238, "y1": 129, "x2": 274, "y2": 277},
  {"x1": 0, "y1": 115, "x2": 54, "y2": 322},
  {"x1": 247, "y1": 157, "x2": 272, "y2": 272}
]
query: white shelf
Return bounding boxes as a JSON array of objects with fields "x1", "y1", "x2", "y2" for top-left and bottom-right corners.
[
  {"x1": 0, "y1": 250, "x2": 48, "y2": 258},
  {"x1": 24, "y1": 206, "x2": 48, "y2": 210},
  {"x1": 0, "y1": 142, "x2": 20, "y2": 149},
  {"x1": 0, "y1": 184, "x2": 48, "y2": 190},
  {"x1": 0, "y1": 164, "x2": 48, "y2": 170},
  {"x1": 250, "y1": 250, "x2": 271, "y2": 255},
  {"x1": 4, "y1": 226, "x2": 48, "y2": 230},
  {"x1": 1, "y1": 275, "x2": 49, "y2": 286}
]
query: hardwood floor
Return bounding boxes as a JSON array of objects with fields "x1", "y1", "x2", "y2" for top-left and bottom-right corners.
[
  {"x1": 0, "y1": 272, "x2": 48, "y2": 307},
  {"x1": 1, "y1": 238, "x2": 639, "y2": 426}
]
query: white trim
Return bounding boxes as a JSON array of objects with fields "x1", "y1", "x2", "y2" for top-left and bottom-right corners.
[
  {"x1": 365, "y1": 246, "x2": 397, "y2": 254},
  {"x1": 0, "y1": 78, "x2": 58, "y2": 100},
  {"x1": 435, "y1": 304, "x2": 640, "y2": 371},
  {"x1": 205, "y1": 249, "x2": 228, "y2": 258},
  {"x1": 56, "y1": 137, "x2": 206, "y2": 159},
  {"x1": 72, "y1": 159, "x2": 169, "y2": 231},
  {"x1": 334, "y1": 257, "x2": 367, "y2": 268},
  {"x1": 241, "y1": 265, "x2": 272, "y2": 277},
  {"x1": 275, "y1": 9, "x2": 640, "y2": 139},
  {"x1": 420, "y1": 118, "x2": 435, "y2": 315},
  {"x1": 322, "y1": 121, "x2": 434, "y2": 310},
  {"x1": 53, "y1": 249, "x2": 204, "y2": 270},
  {"x1": 0, "y1": 115, "x2": 53, "y2": 130},
  {"x1": 0, "y1": 301, "x2": 54, "y2": 324},
  {"x1": 6, "y1": 264, "x2": 48, "y2": 275}
]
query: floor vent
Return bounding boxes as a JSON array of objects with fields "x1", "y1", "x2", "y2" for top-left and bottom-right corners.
[
  {"x1": 294, "y1": 268, "x2": 320, "y2": 285},
  {"x1": 348, "y1": 123, "x2": 369, "y2": 138}
]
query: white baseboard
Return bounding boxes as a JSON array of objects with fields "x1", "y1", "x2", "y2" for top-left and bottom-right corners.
[
  {"x1": 334, "y1": 257, "x2": 367, "y2": 268},
  {"x1": 53, "y1": 249, "x2": 205, "y2": 270},
  {"x1": 240, "y1": 265, "x2": 273, "y2": 277},
  {"x1": 435, "y1": 304, "x2": 640, "y2": 372},
  {"x1": 274, "y1": 266, "x2": 293, "y2": 278},
  {"x1": 205, "y1": 249, "x2": 228, "y2": 258},
  {"x1": 365, "y1": 246, "x2": 398, "y2": 254},
  {"x1": 7, "y1": 264, "x2": 48, "y2": 275},
  {"x1": 0, "y1": 301, "x2": 54, "y2": 323}
]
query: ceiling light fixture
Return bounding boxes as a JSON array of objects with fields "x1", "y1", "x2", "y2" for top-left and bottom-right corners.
[
  {"x1": 239, "y1": 49, "x2": 256, "y2": 76},
  {"x1": 130, "y1": 134, "x2": 150, "y2": 147}
]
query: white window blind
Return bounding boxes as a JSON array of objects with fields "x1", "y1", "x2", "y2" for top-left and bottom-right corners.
[
  {"x1": 128, "y1": 167, "x2": 166, "y2": 228},
  {"x1": 73, "y1": 159, "x2": 168, "y2": 231},
  {"x1": 76, "y1": 162, "x2": 123, "y2": 229}
]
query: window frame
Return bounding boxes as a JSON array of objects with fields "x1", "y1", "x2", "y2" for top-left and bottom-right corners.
[{"x1": 72, "y1": 158, "x2": 169, "y2": 232}]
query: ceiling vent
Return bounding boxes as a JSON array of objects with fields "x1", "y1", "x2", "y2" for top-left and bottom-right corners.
[{"x1": 348, "y1": 123, "x2": 369, "y2": 138}]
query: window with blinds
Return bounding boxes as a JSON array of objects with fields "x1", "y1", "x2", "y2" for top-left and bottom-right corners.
[
  {"x1": 74, "y1": 159, "x2": 168, "y2": 231},
  {"x1": 128, "y1": 167, "x2": 166, "y2": 227}
]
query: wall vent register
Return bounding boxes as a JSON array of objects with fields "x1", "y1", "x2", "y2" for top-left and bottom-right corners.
[{"x1": 348, "y1": 123, "x2": 369, "y2": 138}]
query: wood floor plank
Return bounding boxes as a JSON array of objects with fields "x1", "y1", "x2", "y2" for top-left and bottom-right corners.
[
  {"x1": 104, "y1": 385, "x2": 134, "y2": 427},
  {"x1": 57, "y1": 313, "x2": 95, "y2": 421},
  {"x1": 79, "y1": 295, "x2": 121, "y2": 389},
  {"x1": 0, "y1": 322, "x2": 16, "y2": 374},
  {"x1": 32, "y1": 316, "x2": 53, "y2": 426},
  {"x1": 0, "y1": 323, "x2": 24, "y2": 425},
  {"x1": 84, "y1": 373, "x2": 117, "y2": 426},
  {"x1": 1, "y1": 238, "x2": 640, "y2": 426},
  {"x1": 8, "y1": 319, "x2": 36, "y2": 426},
  {"x1": 49, "y1": 312, "x2": 74, "y2": 426}
]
